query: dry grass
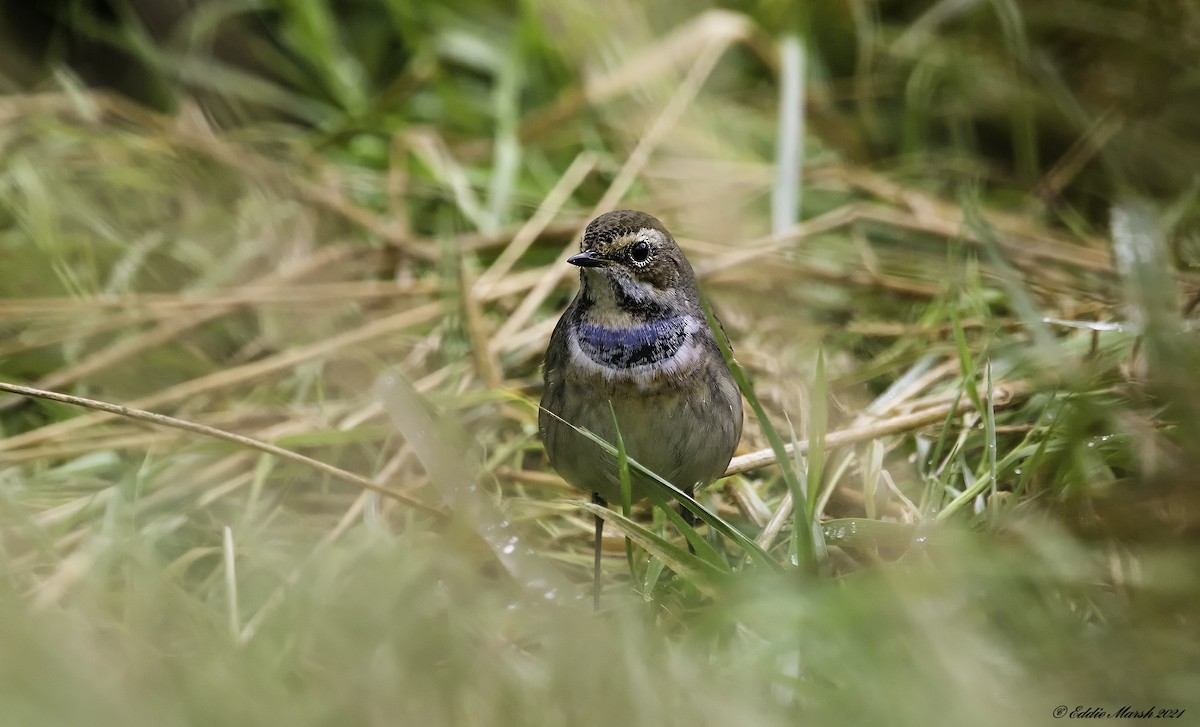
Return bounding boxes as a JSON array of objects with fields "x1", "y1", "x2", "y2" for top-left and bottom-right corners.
[{"x1": 1, "y1": 2, "x2": 1198, "y2": 724}]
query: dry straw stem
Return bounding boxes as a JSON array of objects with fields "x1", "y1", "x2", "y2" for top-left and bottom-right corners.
[
  {"x1": 472, "y1": 152, "x2": 597, "y2": 299},
  {"x1": 0, "y1": 302, "x2": 444, "y2": 452},
  {"x1": 745, "y1": 372, "x2": 1028, "y2": 549},
  {"x1": 0, "y1": 91, "x2": 437, "y2": 260},
  {"x1": 0, "y1": 244, "x2": 358, "y2": 414},
  {"x1": 25, "y1": 393, "x2": 415, "y2": 532},
  {"x1": 724, "y1": 379, "x2": 1031, "y2": 477},
  {"x1": 489, "y1": 182, "x2": 1129, "y2": 370},
  {"x1": 1, "y1": 395, "x2": 367, "y2": 464},
  {"x1": 0, "y1": 380, "x2": 445, "y2": 518},
  {"x1": 1035, "y1": 108, "x2": 1125, "y2": 203},
  {"x1": 0, "y1": 15, "x2": 1111, "y2": 535},
  {"x1": 0, "y1": 431, "x2": 175, "y2": 464},
  {"x1": 0, "y1": 280, "x2": 443, "y2": 317},
  {"x1": 827, "y1": 167, "x2": 1117, "y2": 274},
  {"x1": 469, "y1": 151, "x2": 598, "y2": 385},
  {"x1": 167, "y1": 102, "x2": 438, "y2": 263},
  {"x1": 473, "y1": 10, "x2": 765, "y2": 156},
  {"x1": 462, "y1": 259, "x2": 505, "y2": 390},
  {"x1": 407, "y1": 130, "x2": 491, "y2": 232}
]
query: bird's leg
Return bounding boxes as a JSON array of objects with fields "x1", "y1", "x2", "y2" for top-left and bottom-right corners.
[
  {"x1": 592, "y1": 491, "x2": 606, "y2": 611},
  {"x1": 682, "y1": 486, "x2": 697, "y2": 554}
]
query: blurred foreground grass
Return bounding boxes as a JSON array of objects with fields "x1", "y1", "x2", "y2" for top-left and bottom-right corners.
[{"x1": 1, "y1": 1, "x2": 1199, "y2": 724}]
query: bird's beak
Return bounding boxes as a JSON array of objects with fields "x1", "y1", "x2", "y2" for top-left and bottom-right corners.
[{"x1": 567, "y1": 251, "x2": 608, "y2": 268}]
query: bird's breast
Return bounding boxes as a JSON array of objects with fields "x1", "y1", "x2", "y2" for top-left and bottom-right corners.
[{"x1": 566, "y1": 314, "x2": 707, "y2": 390}]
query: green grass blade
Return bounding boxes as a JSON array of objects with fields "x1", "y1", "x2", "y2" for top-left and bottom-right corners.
[
  {"x1": 949, "y1": 303, "x2": 984, "y2": 415},
  {"x1": 805, "y1": 349, "x2": 829, "y2": 571},
  {"x1": 641, "y1": 556, "x2": 667, "y2": 600},
  {"x1": 821, "y1": 518, "x2": 918, "y2": 551},
  {"x1": 936, "y1": 469, "x2": 995, "y2": 522},
  {"x1": 609, "y1": 402, "x2": 640, "y2": 579},
  {"x1": 578, "y1": 501, "x2": 728, "y2": 586},
  {"x1": 983, "y1": 361, "x2": 998, "y2": 524},
  {"x1": 701, "y1": 298, "x2": 808, "y2": 571},
  {"x1": 647, "y1": 490, "x2": 728, "y2": 572}
]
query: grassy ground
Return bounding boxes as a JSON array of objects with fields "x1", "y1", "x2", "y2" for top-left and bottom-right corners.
[{"x1": 1, "y1": 1, "x2": 1199, "y2": 724}]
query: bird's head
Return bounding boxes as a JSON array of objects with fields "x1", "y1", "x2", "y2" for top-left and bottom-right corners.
[{"x1": 569, "y1": 210, "x2": 698, "y2": 319}]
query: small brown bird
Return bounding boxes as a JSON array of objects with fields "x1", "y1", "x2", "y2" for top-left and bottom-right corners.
[{"x1": 539, "y1": 210, "x2": 743, "y2": 607}]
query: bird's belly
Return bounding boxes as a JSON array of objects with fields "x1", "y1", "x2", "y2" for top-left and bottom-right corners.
[{"x1": 549, "y1": 378, "x2": 734, "y2": 504}]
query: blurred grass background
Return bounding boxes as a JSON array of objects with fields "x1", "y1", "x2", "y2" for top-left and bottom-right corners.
[{"x1": 1, "y1": 0, "x2": 1199, "y2": 724}]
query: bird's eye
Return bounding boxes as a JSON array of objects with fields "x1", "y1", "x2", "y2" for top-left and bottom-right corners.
[{"x1": 629, "y1": 240, "x2": 651, "y2": 264}]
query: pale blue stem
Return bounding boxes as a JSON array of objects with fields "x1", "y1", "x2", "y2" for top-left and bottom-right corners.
[{"x1": 772, "y1": 35, "x2": 806, "y2": 235}]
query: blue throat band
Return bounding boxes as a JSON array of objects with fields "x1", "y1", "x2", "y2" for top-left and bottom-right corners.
[{"x1": 575, "y1": 316, "x2": 689, "y2": 368}]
